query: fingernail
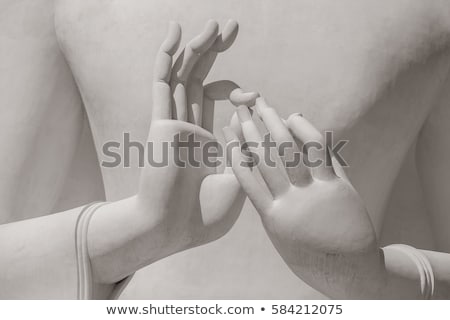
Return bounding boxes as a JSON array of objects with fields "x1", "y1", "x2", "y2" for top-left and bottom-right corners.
[
  {"x1": 237, "y1": 105, "x2": 252, "y2": 123},
  {"x1": 168, "y1": 21, "x2": 181, "y2": 33},
  {"x1": 256, "y1": 97, "x2": 268, "y2": 109},
  {"x1": 227, "y1": 19, "x2": 238, "y2": 27},
  {"x1": 254, "y1": 104, "x2": 262, "y2": 118},
  {"x1": 230, "y1": 112, "x2": 240, "y2": 126},
  {"x1": 254, "y1": 97, "x2": 268, "y2": 119}
]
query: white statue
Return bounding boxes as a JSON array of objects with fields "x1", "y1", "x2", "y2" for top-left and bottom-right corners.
[{"x1": 1, "y1": 0, "x2": 450, "y2": 299}]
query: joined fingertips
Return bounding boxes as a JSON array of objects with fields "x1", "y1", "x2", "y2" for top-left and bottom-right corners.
[{"x1": 230, "y1": 89, "x2": 260, "y2": 107}]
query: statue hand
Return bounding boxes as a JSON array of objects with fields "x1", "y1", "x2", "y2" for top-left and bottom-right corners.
[
  {"x1": 224, "y1": 98, "x2": 381, "y2": 296},
  {"x1": 137, "y1": 20, "x2": 258, "y2": 256}
]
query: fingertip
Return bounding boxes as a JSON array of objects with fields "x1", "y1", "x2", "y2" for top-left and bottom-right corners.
[
  {"x1": 287, "y1": 113, "x2": 324, "y2": 145},
  {"x1": 287, "y1": 112, "x2": 303, "y2": 124},
  {"x1": 226, "y1": 19, "x2": 239, "y2": 31},
  {"x1": 226, "y1": 20, "x2": 239, "y2": 40},
  {"x1": 205, "y1": 19, "x2": 220, "y2": 36},
  {"x1": 236, "y1": 105, "x2": 252, "y2": 123},
  {"x1": 163, "y1": 21, "x2": 182, "y2": 55},
  {"x1": 246, "y1": 92, "x2": 260, "y2": 108},
  {"x1": 206, "y1": 19, "x2": 220, "y2": 29},
  {"x1": 190, "y1": 20, "x2": 219, "y2": 53},
  {"x1": 212, "y1": 19, "x2": 239, "y2": 52},
  {"x1": 169, "y1": 21, "x2": 181, "y2": 31}
]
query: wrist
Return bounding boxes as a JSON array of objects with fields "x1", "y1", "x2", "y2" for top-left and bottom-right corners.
[
  {"x1": 282, "y1": 241, "x2": 384, "y2": 299},
  {"x1": 381, "y1": 244, "x2": 435, "y2": 299},
  {"x1": 87, "y1": 196, "x2": 170, "y2": 284}
]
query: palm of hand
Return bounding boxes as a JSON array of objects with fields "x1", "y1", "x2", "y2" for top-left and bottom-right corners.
[
  {"x1": 265, "y1": 178, "x2": 377, "y2": 267},
  {"x1": 139, "y1": 119, "x2": 222, "y2": 249}
]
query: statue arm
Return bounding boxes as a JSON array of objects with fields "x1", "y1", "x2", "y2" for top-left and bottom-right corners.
[
  {"x1": 85, "y1": 196, "x2": 172, "y2": 285},
  {"x1": 0, "y1": 205, "x2": 87, "y2": 299},
  {"x1": 0, "y1": 200, "x2": 148, "y2": 299}
]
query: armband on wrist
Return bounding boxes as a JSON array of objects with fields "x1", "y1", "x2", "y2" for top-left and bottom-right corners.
[
  {"x1": 75, "y1": 202, "x2": 108, "y2": 300},
  {"x1": 384, "y1": 244, "x2": 435, "y2": 299}
]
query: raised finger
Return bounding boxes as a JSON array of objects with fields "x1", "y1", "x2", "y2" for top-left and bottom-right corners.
[
  {"x1": 255, "y1": 98, "x2": 312, "y2": 185},
  {"x1": 237, "y1": 106, "x2": 291, "y2": 197},
  {"x1": 152, "y1": 22, "x2": 181, "y2": 121}
]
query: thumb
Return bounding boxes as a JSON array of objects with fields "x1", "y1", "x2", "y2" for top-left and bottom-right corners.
[{"x1": 199, "y1": 173, "x2": 246, "y2": 240}]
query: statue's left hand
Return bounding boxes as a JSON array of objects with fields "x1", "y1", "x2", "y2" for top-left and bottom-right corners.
[{"x1": 224, "y1": 99, "x2": 382, "y2": 297}]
